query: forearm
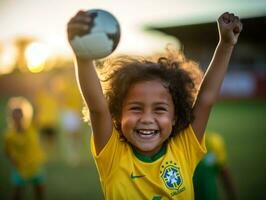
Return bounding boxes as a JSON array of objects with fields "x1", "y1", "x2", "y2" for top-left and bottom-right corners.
[
  {"x1": 192, "y1": 42, "x2": 234, "y2": 140},
  {"x1": 67, "y1": 10, "x2": 114, "y2": 154},
  {"x1": 75, "y1": 58, "x2": 108, "y2": 113},
  {"x1": 74, "y1": 57, "x2": 113, "y2": 154},
  {"x1": 197, "y1": 42, "x2": 234, "y2": 105},
  {"x1": 220, "y1": 167, "x2": 238, "y2": 200},
  {"x1": 192, "y1": 12, "x2": 241, "y2": 141}
]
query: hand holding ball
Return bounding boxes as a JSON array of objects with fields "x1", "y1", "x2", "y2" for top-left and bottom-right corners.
[{"x1": 68, "y1": 9, "x2": 121, "y2": 59}]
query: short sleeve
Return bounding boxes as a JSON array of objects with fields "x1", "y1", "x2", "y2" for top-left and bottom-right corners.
[
  {"x1": 91, "y1": 128, "x2": 124, "y2": 179},
  {"x1": 173, "y1": 124, "x2": 207, "y2": 173}
]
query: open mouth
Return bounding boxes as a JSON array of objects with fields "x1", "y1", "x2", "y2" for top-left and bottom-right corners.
[{"x1": 135, "y1": 129, "x2": 159, "y2": 138}]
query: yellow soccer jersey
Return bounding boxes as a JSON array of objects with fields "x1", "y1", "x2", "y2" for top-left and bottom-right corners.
[
  {"x1": 91, "y1": 125, "x2": 206, "y2": 200},
  {"x1": 4, "y1": 126, "x2": 46, "y2": 178},
  {"x1": 34, "y1": 90, "x2": 59, "y2": 127}
]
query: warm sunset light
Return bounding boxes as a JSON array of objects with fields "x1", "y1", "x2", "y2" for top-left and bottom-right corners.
[
  {"x1": 0, "y1": 1, "x2": 265, "y2": 200},
  {"x1": 25, "y1": 42, "x2": 48, "y2": 73},
  {"x1": 0, "y1": 44, "x2": 16, "y2": 74}
]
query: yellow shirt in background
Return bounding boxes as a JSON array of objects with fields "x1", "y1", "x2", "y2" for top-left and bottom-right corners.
[
  {"x1": 91, "y1": 125, "x2": 206, "y2": 200},
  {"x1": 34, "y1": 90, "x2": 59, "y2": 127},
  {"x1": 205, "y1": 132, "x2": 226, "y2": 166},
  {"x1": 4, "y1": 126, "x2": 46, "y2": 178}
]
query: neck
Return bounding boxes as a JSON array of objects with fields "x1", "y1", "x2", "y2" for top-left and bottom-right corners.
[{"x1": 132, "y1": 143, "x2": 167, "y2": 163}]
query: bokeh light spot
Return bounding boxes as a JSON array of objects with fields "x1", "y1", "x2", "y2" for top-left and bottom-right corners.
[{"x1": 25, "y1": 42, "x2": 48, "y2": 73}]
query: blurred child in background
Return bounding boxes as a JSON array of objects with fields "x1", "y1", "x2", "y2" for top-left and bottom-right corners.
[
  {"x1": 4, "y1": 97, "x2": 46, "y2": 200},
  {"x1": 193, "y1": 132, "x2": 238, "y2": 200}
]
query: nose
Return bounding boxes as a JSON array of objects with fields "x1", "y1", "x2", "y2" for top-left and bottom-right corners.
[{"x1": 139, "y1": 110, "x2": 154, "y2": 124}]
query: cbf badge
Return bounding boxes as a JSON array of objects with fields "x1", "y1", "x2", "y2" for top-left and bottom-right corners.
[{"x1": 160, "y1": 161, "x2": 183, "y2": 190}]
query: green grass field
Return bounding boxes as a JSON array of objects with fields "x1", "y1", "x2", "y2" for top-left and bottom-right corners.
[{"x1": 0, "y1": 99, "x2": 265, "y2": 200}]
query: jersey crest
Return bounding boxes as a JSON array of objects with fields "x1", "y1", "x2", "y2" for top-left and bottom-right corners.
[{"x1": 160, "y1": 161, "x2": 183, "y2": 190}]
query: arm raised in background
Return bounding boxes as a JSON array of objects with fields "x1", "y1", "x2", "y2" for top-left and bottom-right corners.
[
  {"x1": 67, "y1": 10, "x2": 113, "y2": 154},
  {"x1": 192, "y1": 12, "x2": 243, "y2": 141},
  {"x1": 219, "y1": 166, "x2": 239, "y2": 200}
]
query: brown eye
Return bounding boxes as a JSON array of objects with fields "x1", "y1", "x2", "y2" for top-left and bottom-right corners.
[
  {"x1": 155, "y1": 107, "x2": 167, "y2": 113},
  {"x1": 129, "y1": 106, "x2": 141, "y2": 111}
]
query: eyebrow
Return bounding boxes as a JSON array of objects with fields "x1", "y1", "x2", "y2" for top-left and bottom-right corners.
[{"x1": 126, "y1": 102, "x2": 169, "y2": 106}]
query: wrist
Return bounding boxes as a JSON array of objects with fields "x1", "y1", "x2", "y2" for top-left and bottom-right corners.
[
  {"x1": 218, "y1": 40, "x2": 235, "y2": 50},
  {"x1": 75, "y1": 56, "x2": 94, "y2": 64}
]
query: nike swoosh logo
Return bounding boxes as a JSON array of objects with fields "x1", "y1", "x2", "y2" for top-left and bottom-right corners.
[{"x1": 130, "y1": 172, "x2": 145, "y2": 180}]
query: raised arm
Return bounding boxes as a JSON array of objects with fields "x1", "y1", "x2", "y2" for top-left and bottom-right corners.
[
  {"x1": 67, "y1": 11, "x2": 113, "y2": 154},
  {"x1": 192, "y1": 12, "x2": 243, "y2": 141},
  {"x1": 219, "y1": 166, "x2": 239, "y2": 200}
]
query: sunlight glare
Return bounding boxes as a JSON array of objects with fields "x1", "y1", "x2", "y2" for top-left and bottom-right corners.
[
  {"x1": 0, "y1": 43, "x2": 16, "y2": 74},
  {"x1": 25, "y1": 42, "x2": 48, "y2": 73}
]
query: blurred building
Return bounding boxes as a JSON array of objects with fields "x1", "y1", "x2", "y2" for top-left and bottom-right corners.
[{"x1": 147, "y1": 15, "x2": 266, "y2": 99}]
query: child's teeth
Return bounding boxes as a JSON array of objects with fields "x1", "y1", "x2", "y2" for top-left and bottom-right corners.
[{"x1": 138, "y1": 130, "x2": 157, "y2": 135}]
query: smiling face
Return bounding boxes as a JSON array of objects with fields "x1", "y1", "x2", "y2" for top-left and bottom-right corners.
[{"x1": 121, "y1": 80, "x2": 176, "y2": 157}]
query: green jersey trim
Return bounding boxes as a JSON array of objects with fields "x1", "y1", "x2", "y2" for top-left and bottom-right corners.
[{"x1": 133, "y1": 144, "x2": 166, "y2": 163}]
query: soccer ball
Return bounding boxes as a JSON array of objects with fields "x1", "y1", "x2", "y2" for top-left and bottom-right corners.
[{"x1": 70, "y1": 9, "x2": 121, "y2": 59}]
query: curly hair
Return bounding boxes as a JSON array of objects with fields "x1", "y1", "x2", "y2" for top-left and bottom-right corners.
[{"x1": 96, "y1": 48, "x2": 203, "y2": 137}]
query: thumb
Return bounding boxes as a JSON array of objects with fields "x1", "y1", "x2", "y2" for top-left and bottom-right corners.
[
  {"x1": 233, "y1": 20, "x2": 243, "y2": 34},
  {"x1": 233, "y1": 26, "x2": 240, "y2": 34}
]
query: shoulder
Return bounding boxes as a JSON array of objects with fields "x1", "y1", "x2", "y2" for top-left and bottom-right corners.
[
  {"x1": 174, "y1": 124, "x2": 206, "y2": 155},
  {"x1": 175, "y1": 124, "x2": 197, "y2": 140},
  {"x1": 91, "y1": 126, "x2": 126, "y2": 157}
]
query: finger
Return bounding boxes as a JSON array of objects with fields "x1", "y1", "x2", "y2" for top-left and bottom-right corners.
[
  {"x1": 67, "y1": 15, "x2": 91, "y2": 40},
  {"x1": 67, "y1": 20, "x2": 88, "y2": 36},
  {"x1": 233, "y1": 20, "x2": 243, "y2": 34},
  {"x1": 67, "y1": 23, "x2": 89, "y2": 40},
  {"x1": 220, "y1": 12, "x2": 230, "y2": 24},
  {"x1": 68, "y1": 23, "x2": 88, "y2": 32},
  {"x1": 68, "y1": 10, "x2": 91, "y2": 27},
  {"x1": 69, "y1": 15, "x2": 91, "y2": 25},
  {"x1": 229, "y1": 13, "x2": 235, "y2": 24},
  {"x1": 233, "y1": 26, "x2": 240, "y2": 34},
  {"x1": 68, "y1": 30, "x2": 89, "y2": 41},
  {"x1": 230, "y1": 15, "x2": 242, "y2": 33},
  {"x1": 75, "y1": 10, "x2": 89, "y2": 17}
]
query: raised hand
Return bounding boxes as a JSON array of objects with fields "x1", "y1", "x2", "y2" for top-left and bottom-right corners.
[
  {"x1": 67, "y1": 10, "x2": 91, "y2": 41},
  {"x1": 217, "y1": 12, "x2": 243, "y2": 46}
]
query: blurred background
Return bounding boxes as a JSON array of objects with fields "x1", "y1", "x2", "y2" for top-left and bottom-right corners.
[{"x1": 0, "y1": 0, "x2": 265, "y2": 199}]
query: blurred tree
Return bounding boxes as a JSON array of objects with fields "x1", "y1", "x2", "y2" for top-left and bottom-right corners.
[{"x1": 14, "y1": 37, "x2": 35, "y2": 72}]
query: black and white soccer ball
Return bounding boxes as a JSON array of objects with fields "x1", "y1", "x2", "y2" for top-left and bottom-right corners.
[{"x1": 70, "y1": 9, "x2": 121, "y2": 59}]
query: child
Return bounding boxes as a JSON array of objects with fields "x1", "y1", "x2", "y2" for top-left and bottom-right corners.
[
  {"x1": 4, "y1": 97, "x2": 46, "y2": 200},
  {"x1": 193, "y1": 132, "x2": 238, "y2": 200},
  {"x1": 67, "y1": 11, "x2": 242, "y2": 199}
]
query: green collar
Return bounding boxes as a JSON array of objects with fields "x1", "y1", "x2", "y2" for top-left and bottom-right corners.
[{"x1": 133, "y1": 144, "x2": 166, "y2": 163}]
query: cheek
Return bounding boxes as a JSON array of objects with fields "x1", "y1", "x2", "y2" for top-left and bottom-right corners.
[
  {"x1": 121, "y1": 112, "x2": 137, "y2": 132},
  {"x1": 157, "y1": 115, "x2": 175, "y2": 129}
]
